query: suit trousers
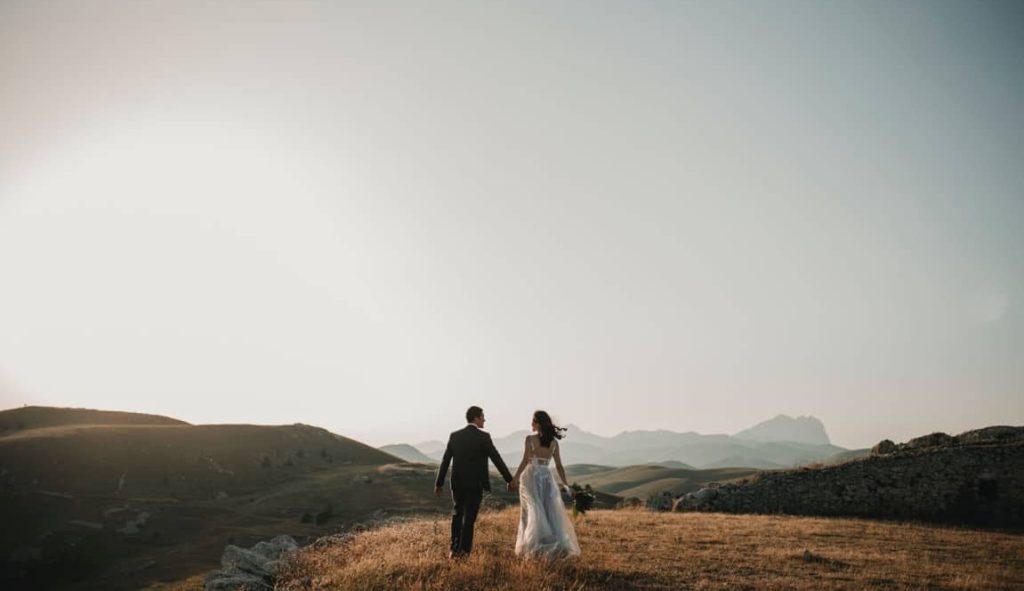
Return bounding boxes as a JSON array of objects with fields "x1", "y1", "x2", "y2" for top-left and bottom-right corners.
[{"x1": 450, "y1": 485, "x2": 484, "y2": 556}]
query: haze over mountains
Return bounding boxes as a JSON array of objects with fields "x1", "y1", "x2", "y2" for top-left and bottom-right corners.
[{"x1": 387, "y1": 415, "x2": 853, "y2": 470}]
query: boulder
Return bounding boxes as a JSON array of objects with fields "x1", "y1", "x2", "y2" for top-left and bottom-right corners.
[
  {"x1": 871, "y1": 439, "x2": 897, "y2": 455},
  {"x1": 204, "y1": 535, "x2": 298, "y2": 591},
  {"x1": 251, "y1": 535, "x2": 298, "y2": 561},
  {"x1": 220, "y1": 546, "x2": 272, "y2": 578},
  {"x1": 674, "y1": 487, "x2": 717, "y2": 511}
]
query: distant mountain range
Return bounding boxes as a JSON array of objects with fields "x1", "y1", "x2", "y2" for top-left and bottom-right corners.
[
  {"x1": 383, "y1": 415, "x2": 850, "y2": 470},
  {"x1": 378, "y1": 443, "x2": 436, "y2": 464},
  {"x1": 734, "y1": 414, "x2": 831, "y2": 445}
]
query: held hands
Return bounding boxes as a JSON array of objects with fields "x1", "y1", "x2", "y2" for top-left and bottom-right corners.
[
  {"x1": 507, "y1": 479, "x2": 518, "y2": 493},
  {"x1": 434, "y1": 485, "x2": 442, "y2": 497}
]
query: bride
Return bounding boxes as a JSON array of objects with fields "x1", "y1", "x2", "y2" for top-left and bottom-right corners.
[{"x1": 510, "y1": 410, "x2": 581, "y2": 558}]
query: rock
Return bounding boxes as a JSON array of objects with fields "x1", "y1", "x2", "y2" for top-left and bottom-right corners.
[
  {"x1": 871, "y1": 439, "x2": 897, "y2": 455},
  {"x1": 204, "y1": 571, "x2": 271, "y2": 591},
  {"x1": 205, "y1": 535, "x2": 298, "y2": 591},
  {"x1": 904, "y1": 432, "x2": 955, "y2": 450},
  {"x1": 674, "y1": 487, "x2": 718, "y2": 511},
  {"x1": 221, "y1": 545, "x2": 272, "y2": 577},
  {"x1": 250, "y1": 535, "x2": 298, "y2": 561}
]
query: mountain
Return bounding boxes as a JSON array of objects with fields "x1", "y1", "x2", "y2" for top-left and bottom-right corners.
[
  {"x1": 413, "y1": 415, "x2": 846, "y2": 470},
  {"x1": 733, "y1": 414, "x2": 830, "y2": 445},
  {"x1": 413, "y1": 439, "x2": 446, "y2": 455},
  {"x1": 379, "y1": 443, "x2": 437, "y2": 464}
]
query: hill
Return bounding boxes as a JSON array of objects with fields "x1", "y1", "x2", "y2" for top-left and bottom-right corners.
[
  {"x1": 0, "y1": 405, "x2": 188, "y2": 434},
  {"x1": 570, "y1": 465, "x2": 759, "y2": 499},
  {"x1": 0, "y1": 409, "x2": 507, "y2": 590},
  {"x1": 676, "y1": 426, "x2": 1024, "y2": 527},
  {"x1": 378, "y1": 444, "x2": 437, "y2": 464},
  {"x1": 217, "y1": 508, "x2": 1024, "y2": 590}
]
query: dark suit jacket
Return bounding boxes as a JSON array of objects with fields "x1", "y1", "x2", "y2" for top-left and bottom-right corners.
[{"x1": 435, "y1": 425, "x2": 513, "y2": 492}]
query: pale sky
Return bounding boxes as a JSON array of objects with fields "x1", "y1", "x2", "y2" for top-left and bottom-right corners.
[{"x1": 1, "y1": 1, "x2": 1021, "y2": 449}]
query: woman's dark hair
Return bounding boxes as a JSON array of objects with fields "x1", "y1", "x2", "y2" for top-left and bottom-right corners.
[{"x1": 533, "y1": 410, "x2": 566, "y2": 448}]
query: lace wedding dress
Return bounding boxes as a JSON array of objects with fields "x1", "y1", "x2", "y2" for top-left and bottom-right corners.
[{"x1": 515, "y1": 438, "x2": 581, "y2": 558}]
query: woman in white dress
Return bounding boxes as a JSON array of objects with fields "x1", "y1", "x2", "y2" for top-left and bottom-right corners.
[{"x1": 510, "y1": 410, "x2": 581, "y2": 558}]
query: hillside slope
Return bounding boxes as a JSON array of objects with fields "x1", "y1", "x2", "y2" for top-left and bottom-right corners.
[
  {"x1": 677, "y1": 426, "x2": 1024, "y2": 527},
  {"x1": 0, "y1": 405, "x2": 188, "y2": 434},
  {"x1": 0, "y1": 413, "x2": 468, "y2": 590},
  {"x1": 571, "y1": 465, "x2": 759, "y2": 499}
]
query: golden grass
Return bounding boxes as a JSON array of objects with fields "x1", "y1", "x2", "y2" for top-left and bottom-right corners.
[{"x1": 275, "y1": 508, "x2": 1024, "y2": 590}]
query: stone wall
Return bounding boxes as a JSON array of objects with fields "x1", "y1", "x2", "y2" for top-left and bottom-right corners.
[{"x1": 674, "y1": 426, "x2": 1024, "y2": 527}]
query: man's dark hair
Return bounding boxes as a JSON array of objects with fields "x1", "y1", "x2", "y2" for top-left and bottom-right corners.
[{"x1": 465, "y1": 406, "x2": 483, "y2": 423}]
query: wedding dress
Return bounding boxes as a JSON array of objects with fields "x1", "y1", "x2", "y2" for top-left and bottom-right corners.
[{"x1": 515, "y1": 438, "x2": 581, "y2": 558}]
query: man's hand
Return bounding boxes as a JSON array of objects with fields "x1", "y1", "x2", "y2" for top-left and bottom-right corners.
[
  {"x1": 507, "y1": 481, "x2": 517, "y2": 493},
  {"x1": 434, "y1": 485, "x2": 442, "y2": 497}
]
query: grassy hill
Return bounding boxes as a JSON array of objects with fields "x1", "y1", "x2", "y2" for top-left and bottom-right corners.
[
  {"x1": 0, "y1": 409, "x2": 516, "y2": 590},
  {"x1": 0, "y1": 405, "x2": 188, "y2": 434},
  {"x1": 155, "y1": 508, "x2": 1024, "y2": 590},
  {"x1": 569, "y1": 465, "x2": 760, "y2": 499}
]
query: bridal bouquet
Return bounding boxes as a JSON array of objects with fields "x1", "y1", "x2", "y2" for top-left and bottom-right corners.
[{"x1": 569, "y1": 483, "x2": 596, "y2": 518}]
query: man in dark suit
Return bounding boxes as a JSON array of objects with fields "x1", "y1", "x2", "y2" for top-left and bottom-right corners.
[{"x1": 434, "y1": 405, "x2": 515, "y2": 558}]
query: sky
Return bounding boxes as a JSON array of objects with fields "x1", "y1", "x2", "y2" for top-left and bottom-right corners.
[{"x1": 1, "y1": 1, "x2": 1022, "y2": 449}]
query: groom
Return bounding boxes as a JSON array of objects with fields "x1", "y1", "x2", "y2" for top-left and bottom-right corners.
[{"x1": 434, "y1": 405, "x2": 515, "y2": 558}]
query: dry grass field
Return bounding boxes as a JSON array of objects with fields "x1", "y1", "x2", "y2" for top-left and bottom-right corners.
[{"x1": 263, "y1": 508, "x2": 1024, "y2": 591}]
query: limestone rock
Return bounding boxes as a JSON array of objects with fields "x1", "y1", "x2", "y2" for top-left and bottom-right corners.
[
  {"x1": 251, "y1": 535, "x2": 298, "y2": 561},
  {"x1": 871, "y1": 439, "x2": 897, "y2": 455},
  {"x1": 204, "y1": 535, "x2": 298, "y2": 591},
  {"x1": 220, "y1": 545, "x2": 272, "y2": 577},
  {"x1": 674, "y1": 487, "x2": 717, "y2": 511}
]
